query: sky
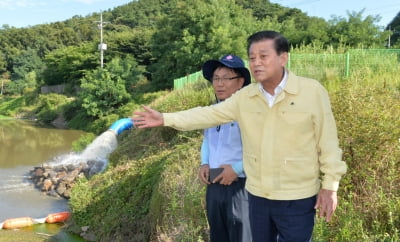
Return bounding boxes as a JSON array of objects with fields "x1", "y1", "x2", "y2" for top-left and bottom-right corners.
[
  {"x1": 270, "y1": 0, "x2": 399, "y2": 28},
  {"x1": 0, "y1": 0, "x2": 132, "y2": 28},
  {"x1": 0, "y1": 0, "x2": 399, "y2": 28}
]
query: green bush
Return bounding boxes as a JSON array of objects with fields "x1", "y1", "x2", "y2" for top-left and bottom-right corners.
[
  {"x1": 312, "y1": 79, "x2": 400, "y2": 241},
  {"x1": 69, "y1": 81, "x2": 212, "y2": 241},
  {"x1": 0, "y1": 96, "x2": 26, "y2": 116},
  {"x1": 67, "y1": 111, "x2": 93, "y2": 131},
  {"x1": 4, "y1": 80, "x2": 26, "y2": 95},
  {"x1": 86, "y1": 114, "x2": 120, "y2": 134},
  {"x1": 71, "y1": 132, "x2": 97, "y2": 152},
  {"x1": 69, "y1": 72, "x2": 400, "y2": 241},
  {"x1": 35, "y1": 93, "x2": 70, "y2": 123}
]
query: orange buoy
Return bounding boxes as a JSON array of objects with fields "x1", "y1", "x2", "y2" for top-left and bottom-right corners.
[
  {"x1": 2, "y1": 217, "x2": 35, "y2": 229},
  {"x1": 45, "y1": 211, "x2": 70, "y2": 223}
]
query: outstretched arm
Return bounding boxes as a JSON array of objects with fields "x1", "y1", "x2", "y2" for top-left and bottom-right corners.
[{"x1": 132, "y1": 105, "x2": 164, "y2": 128}]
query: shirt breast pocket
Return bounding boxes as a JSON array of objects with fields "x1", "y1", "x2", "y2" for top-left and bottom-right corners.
[
  {"x1": 227, "y1": 123, "x2": 241, "y2": 144},
  {"x1": 242, "y1": 108, "x2": 265, "y2": 125},
  {"x1": 278, "y1": 109, "x2": 313, "y2": 128}
]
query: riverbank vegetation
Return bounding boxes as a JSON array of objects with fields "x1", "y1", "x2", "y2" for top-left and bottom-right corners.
[
  {"x1": 68, "y1": 72, "x2": 399, "y2": 241},
  {"x1": 67, "y1": 66, "x2": 399, "y2": 241},
  {"x1": 1, "y1": 0, "x2": 400, "y2": 241}
]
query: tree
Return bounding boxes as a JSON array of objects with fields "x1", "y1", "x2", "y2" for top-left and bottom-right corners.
[
  {"x1": 11, "y1": 48, "x2": 43, "y2": 80},
  {"x1": 236, "y1": 0, "x2": 288, "y2": 21},
  {"x1": 387, "y1": 12, "x2": 400, "y2": 47},
  {"x1": 0, "y1": 51, "x2": 6, "y2": 74},
  {"x1": 104, "y1": 56, "x2": 144, "y2": 95},
  {"x1": 41, "y1": 43, "x2": 98, "y2": 86},
  {"x1": 106, "y1": 27, "x2": 154, "y2": 68},
  {"x1": 79, "y1": 57, "x2": 137, "y2": 118},
  {"x1": 328, "y1": 10, "x2": 387, "y2": 47},
  {"x1": 110, "y1": 0, "x2": 173, "y2": 28},
  {"x1": 148, "y1": 0, "x2": 257, "y2": 89}
]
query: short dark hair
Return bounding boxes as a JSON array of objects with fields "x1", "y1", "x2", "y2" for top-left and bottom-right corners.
[
  {"x1": 247, "y1": 30, "x2": 290, "y2": 55},
  {"x1": 213, "y1": 63, "x2": 243, "y2": 77}
]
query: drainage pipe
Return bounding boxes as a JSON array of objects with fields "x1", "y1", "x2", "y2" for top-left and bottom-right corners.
[{"x1": 108, "y1": 118, "x2": 134, "y2": 135}]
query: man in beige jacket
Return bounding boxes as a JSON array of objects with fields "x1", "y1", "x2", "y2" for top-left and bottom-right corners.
[{"x1": 133, "y1": 30, "x2": 347, "y2": 242}]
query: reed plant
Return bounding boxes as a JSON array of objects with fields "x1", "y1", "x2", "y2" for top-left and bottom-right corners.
[
  {"x1": 313, "y1": 69, "x2": 400, "y2": 241},
  {"x1": 68, "y1": 55, "x2": 399, "y2": 241}
]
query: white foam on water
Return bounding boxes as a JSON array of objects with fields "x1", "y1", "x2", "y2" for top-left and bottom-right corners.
[
  {"x1": 0, "y1": 180, "x2": 31, "y2": 193},
  {"x1": 0, "y1": 130, "x2": 119, "y2": 222},
  {"x1": 47, "y1": 130, "x2": 118, "y2": 173}
]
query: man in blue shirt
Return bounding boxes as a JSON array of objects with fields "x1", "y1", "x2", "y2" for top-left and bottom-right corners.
[{"x1": 198, "y1": 54, "x2": 252, "y2": 242}]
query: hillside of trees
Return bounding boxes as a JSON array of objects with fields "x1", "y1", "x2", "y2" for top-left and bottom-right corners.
[
  {"x1": 0, "y1": 0, "x2": 399, "y2": 131},
  {"x1": 1, "y1": 1, "x2": 399, "y2": 240},
  {"x1": 0, "y1": 0, "x2": 398, "y2": 87}
]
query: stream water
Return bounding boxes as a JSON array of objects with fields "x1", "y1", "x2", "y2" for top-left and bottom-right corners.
[{"x1": 0, "y1": 119, "x2": 86, "y2": 240}]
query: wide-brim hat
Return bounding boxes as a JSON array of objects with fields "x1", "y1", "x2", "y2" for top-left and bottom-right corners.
[{"x1": 202, "y1": 54, "x2": 251, "y2": 87}]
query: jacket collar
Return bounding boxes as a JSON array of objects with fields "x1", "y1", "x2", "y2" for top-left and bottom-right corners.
[{"x1": 247, "y1": 70, "x2": 299, "y2": 97}]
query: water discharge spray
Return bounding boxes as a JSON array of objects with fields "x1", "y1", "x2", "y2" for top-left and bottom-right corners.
[
  {"x1": 47, "y1": 118, "x2": 134, "y2": 174},
  {"x1": 1, "y1": 118, "x2": 135, "y2": 229}
]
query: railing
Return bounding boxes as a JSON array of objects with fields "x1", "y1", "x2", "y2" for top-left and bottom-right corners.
[{"x1": 174, "y1": 49, "x2": 400, "y2": 90}]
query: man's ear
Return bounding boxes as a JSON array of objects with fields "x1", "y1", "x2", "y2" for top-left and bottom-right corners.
[
  {"x1": 239, "y1": 78, "x2": 245, "y2": 88},
  {"x1": 280, "y1": 52, "x2": 289, "y2": 67}
]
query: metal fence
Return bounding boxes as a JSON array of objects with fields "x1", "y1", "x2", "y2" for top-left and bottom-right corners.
[
  {"x1": 174, "y1": 49, "x2": 400, "y2": 90},
  {"x1": 174, "y1": 71, "x2": 202, "y2": 90}
]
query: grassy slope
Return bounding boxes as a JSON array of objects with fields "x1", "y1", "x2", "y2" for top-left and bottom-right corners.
[
  {"x1": 68, "y1": 81, "x2": 215, "y2": 241},
  {"x1": 3, "y1": 75, "x2": 398, "y2": 241},
  {"x1": 68, "y1": 74, "x2": 400, "y2": 241}
]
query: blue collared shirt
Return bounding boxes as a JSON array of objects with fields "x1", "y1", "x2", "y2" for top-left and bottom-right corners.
[{"x1": 200, "y1": 121, "x2": 245, "y2": 177}]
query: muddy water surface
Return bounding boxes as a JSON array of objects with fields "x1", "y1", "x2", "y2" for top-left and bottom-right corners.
[{"x1": 0, "y1": 119, "x2": 85, "y2": 240}]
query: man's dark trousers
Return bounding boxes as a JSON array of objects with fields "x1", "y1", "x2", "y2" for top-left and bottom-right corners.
[
  {"x1": 249, "y1": 193, "x2": 316, "y2": 242},
  {"x1": 206, "y1": 178, "x2": 251, "y2": 242}
]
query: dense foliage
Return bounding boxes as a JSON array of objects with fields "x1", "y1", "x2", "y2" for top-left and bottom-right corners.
[
  {"x1": 387, "y1": 12, "x2": 400, "y2": 47},
  {"x1": 0, "y1": 0, "x2": 397, "y2": 95},
  {"x1": 68, "y1": 73, "x2": 400, "y2": 241},
  {"x1": 0, "y1": 0, "x2": 399, "y2": 241}
]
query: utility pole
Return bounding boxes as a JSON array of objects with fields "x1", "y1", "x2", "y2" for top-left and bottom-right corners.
[
  {"x1": 95, "y1": 11, "x2": 109, "y2": 68},
  {"x1": 0, "y1": 72, "x2": 5, "y2": 95}
]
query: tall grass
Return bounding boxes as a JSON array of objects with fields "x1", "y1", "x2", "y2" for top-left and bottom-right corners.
[
  {"x1": 288, "y1": 49, "x2": 400, "y2": 85},
  {"x1": 68, "y1": 55, "x2": 399, "y2": 241},
  {"x1": 174, "y1": 48, "x2": 400, "y2": 92},
  {"x1": 314, "y1": 75, "x2": 400, "y2": 241},
  {"x1": 69, "y1": 81, "x2": 214, "y2": 241}
]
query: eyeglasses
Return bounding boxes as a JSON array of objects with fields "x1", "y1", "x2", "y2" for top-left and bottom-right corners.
[{"x1": 212, "y1": 76, "x2": 241, "y2": 83}]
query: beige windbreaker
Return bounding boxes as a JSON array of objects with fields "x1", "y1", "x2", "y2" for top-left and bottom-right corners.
[{"x1": 164, "y1": 71, "x2": 347, "y2": 200}]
